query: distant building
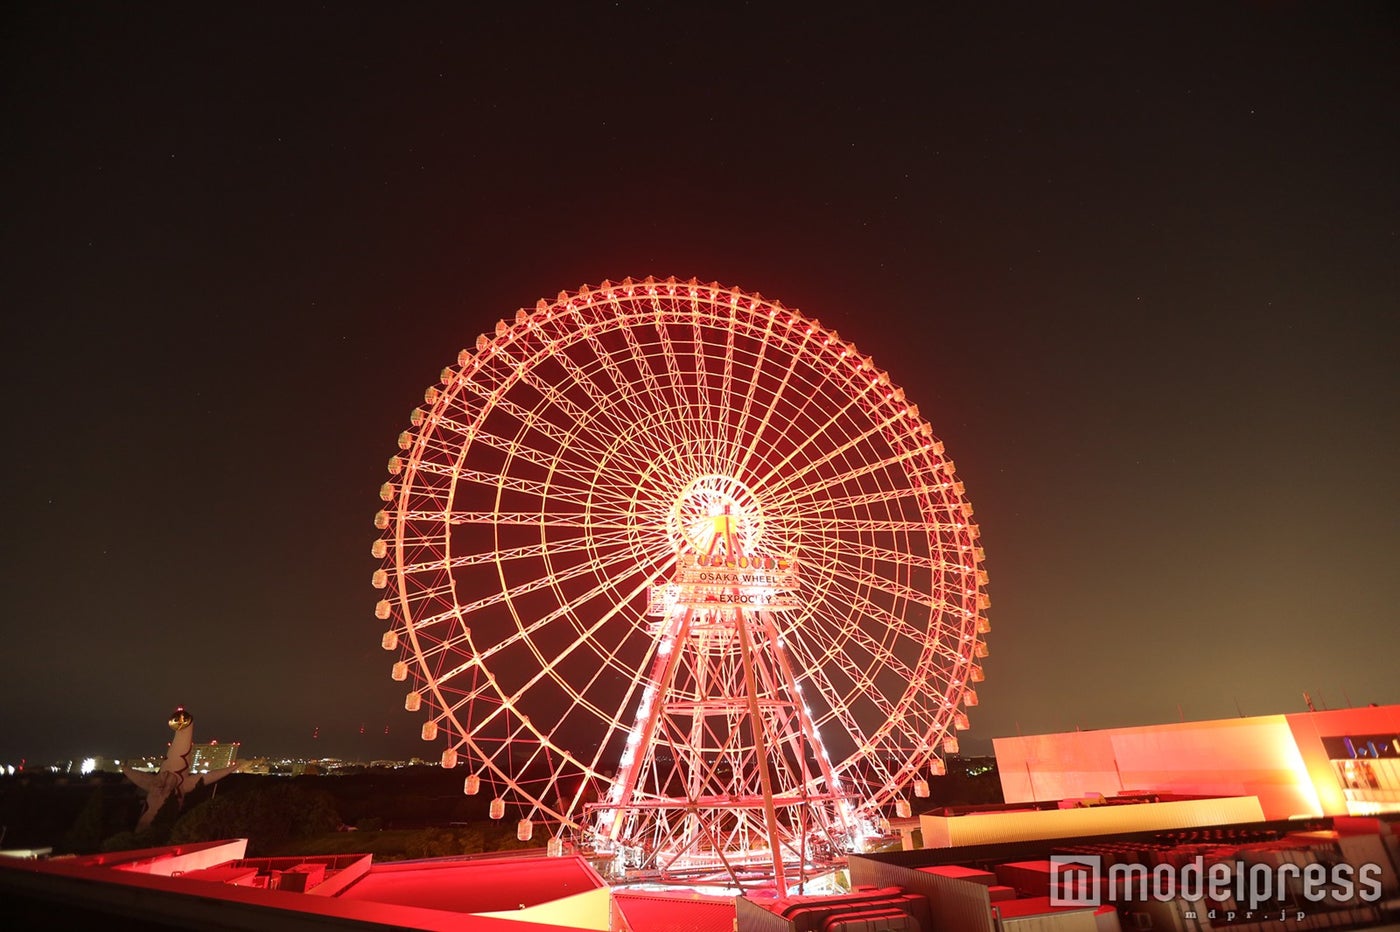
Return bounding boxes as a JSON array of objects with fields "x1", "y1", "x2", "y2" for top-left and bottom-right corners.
[
  {"x1": 71, "y1": 756, "x2": 125, "y2": 775},
  {"x1": 191, "y1": 741, "x2": 239, "y2": 773},
  {"x1": 947, "y1": 754, "x2": 998, "y2": 778}
]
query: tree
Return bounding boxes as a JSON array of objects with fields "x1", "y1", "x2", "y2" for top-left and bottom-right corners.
[
  {"x1": 60, "y1": 789, "x2": 106, "y2": 854},
  {"x1": 169, "y1": 781, "x2": 339, "y2": 855},
  {"x1": 99, "y1": 794, "x2": 181, "y2": 852}
]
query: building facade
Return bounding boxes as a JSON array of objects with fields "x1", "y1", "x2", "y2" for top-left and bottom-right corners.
[
  {"x1": 191, "y1": 741, "x2": 240, "y2": 773},
  {"x1": 994, "y1": 705, "x2": 1400, "y2": 820}
]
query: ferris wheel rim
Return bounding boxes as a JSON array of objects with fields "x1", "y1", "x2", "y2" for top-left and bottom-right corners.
[{"x1": 375, "y1": 277, "x2": 988, "y2": 829}]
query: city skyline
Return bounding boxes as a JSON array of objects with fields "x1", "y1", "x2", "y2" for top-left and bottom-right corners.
[{"x1": 2, "y1": 4, "x2": 1396, "y2": 765}]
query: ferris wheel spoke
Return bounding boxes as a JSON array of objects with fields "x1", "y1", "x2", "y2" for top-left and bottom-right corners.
[
  {"x1": 506, "y1": 358, "x2": 621, "y2": 453},
  {"x1": 647, "y1": 308, "x2": 690, "y2": 411},
  {"x1": 392, "y1": 575, "x2": 457, "y2": 607},
  {"x1": 613, "y1": 308, "x2": 674, "y2": 415},
  {"x1": 809, "y1": 516, "x2": 966, "y2": 534},
  {"x1": 454, "y1": 564, "x2": 670, "y2": 740},
  {"x1": 623, "y1": 398, "x2": 697, "y2": 454},
  {"x1": 626, "y1": 455, "x2": 694, "y2": 504},
  {"x1": 818, "y1": 558, "x2": 956, "y2": 615},
  {"x1": 720, "y1": 299, "x2": 738, "y2": 440},
  {"x1": 798, "y1": 611, "x2": 923, "y2": 715},
  {"x1": 784, "y1": 613, "x2": 909, "y2": 753},
  {"x1": 445, "y1": 687, "x2": 623, "y2": 804},
  {"x1": 837, "y1": 539, "x2": 941, "y2": 571},
  {"x1": 483, "y1": 745, "x2": 575, "y2": 823},
  {"x1": 624, "y1": 349, "x2": 728, "y2": 464},
  {"x1": 454, "y1": 543, "x2": 651, "y2": 624},
  {"x1": 699, "y1": 326, "x2": 737, "y2": 465},
  {"x1": 739, "y1": 357, "x2": 866, "y2": 470},
  {"x1": 652, "y1": 433, "x2": 731, "y2": 489},
  {"x1": 792, "y1": 624, "x2": 903, "y2": 708},
  {"x1": 447, "y1": 550, "x2": 670, "y2": 672},
  {"x1": 405, "y1": 549, "x2": 646, "y2": 653},
  {"x1": 421, "y1": 653, "x2": 485, "y2": 691},
  {"x1": 398, "y1": 527, "x2": 627, "y2": 576},
  {"x1": 732, "y1": 338, "x2": 808, "y2": 478},
  {"x1": 759, "y1": 411, "x2": 910, "y2": 504},
  {"x1": 388, "y1": 530, "x2": 454, "y2": 552},
  {"x1": 534, "y1": 663, "x2": 676, "y2": 809},
  {"x1": 818, "y1": 572, "x2": 938, "y2": 669},
  {"x1": 741, "y1": 381, "x2": 870, "y2": 493},
  {"x1": 509, "y1": 328, "x2": 677, "y2": 472},
  {"x1": 788, "y1": 597, "x2": 904, "y2": 692},
  {"x1": 450, "y1": 357, "x2": 621, "y2": 465},
  {"x1": 785, "y1": 650, "x2": 863, "y2": 745},
  {"x1": 541, "y1": 646, "x2": 650, "y2": 745},
  {"x1": 780, "y1": 485, "x2": 928, "y2": 516},
  {"x1": 687, "y1": 315, "x2": 720, "y2": 457},
  {"x1": 518, "y1": 341, "x2": 646, "y2": 449},
  {"x1": 439, "y1": 511, "x2": 632, "y2": 528},
  {"x1": 813, "y1": 604, "x2": 943, "y2": 746},
  {"x1": 491, "y1": 393, "x2": 618, "y2": 471},
  {"x1": 725, "y1": 312, "x2": 776, "y2": 474},
  {"x1": 463, "y1": 425, "x2": 603, "y2": 485},
  {"x1": 399, "y1": 530, "x2": 638, "y2": 592},
  {"x1": 576, "y1": 325, "x2": 668, "y2": 431},
  {"x1": 677, "y1": 313, "x2": 731, "y2": 465},
  {"x1": 932, "y1": 631, "x2": 980, "y2": 666},
  {"x1": 413, "y1": 463, "x2": 596, "y2": 508}
]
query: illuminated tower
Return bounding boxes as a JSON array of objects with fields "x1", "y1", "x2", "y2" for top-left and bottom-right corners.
[{"x1": 590, "y1": 498, "x2": 853, "y2": 883}]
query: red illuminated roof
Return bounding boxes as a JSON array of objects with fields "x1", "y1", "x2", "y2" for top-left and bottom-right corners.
[
  {"x1": 917, "y1": 864, "x2": 996, "y2": 883},
  {"x1": 337, "y1": 852, "x2": 603, "y2": 914},
  {"x1": 612, "y1": 891, "x2": 738, "y2": 932}
]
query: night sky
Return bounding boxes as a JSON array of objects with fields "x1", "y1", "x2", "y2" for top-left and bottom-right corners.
[{"x1": 2, "y1": 3, "x2": 1396, "y2": 766}]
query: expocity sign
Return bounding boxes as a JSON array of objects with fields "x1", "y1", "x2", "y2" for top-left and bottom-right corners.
[{"x1": 648, "y1": 553, "x2": 802, "y2": 614}]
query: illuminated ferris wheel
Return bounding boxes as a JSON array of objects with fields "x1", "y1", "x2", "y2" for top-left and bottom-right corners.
[{"x1": 373, "y1": 277, "x2": 989, "y2": 878}]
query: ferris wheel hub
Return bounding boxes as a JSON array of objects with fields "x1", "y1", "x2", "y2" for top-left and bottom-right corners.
[{"x1": 668, "y1": 473, "x2": 766, "y2": 556}]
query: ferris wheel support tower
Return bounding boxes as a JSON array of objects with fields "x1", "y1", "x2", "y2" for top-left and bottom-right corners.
[{"x1": 590, "y1": 507, "x2": 854, "y2": 884}]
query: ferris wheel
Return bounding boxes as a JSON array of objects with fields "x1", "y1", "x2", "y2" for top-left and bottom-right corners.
[{"x1": 373, "y1": 277, "x2": 989, "y2": 865}]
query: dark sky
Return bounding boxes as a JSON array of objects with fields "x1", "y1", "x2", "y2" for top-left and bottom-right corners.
[{"x1": 2, "y1": 3, "x2": 1396, "y2": 766}]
